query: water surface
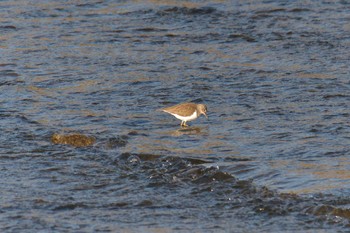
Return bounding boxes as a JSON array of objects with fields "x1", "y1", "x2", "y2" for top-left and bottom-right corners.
[{"x1": 1, "y1": 0, "x2": 350, "y2": 232}]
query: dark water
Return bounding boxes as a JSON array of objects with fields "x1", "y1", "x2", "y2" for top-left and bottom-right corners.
[{"x1": 1, "y1": 0, "x2": 350, "y2": 232}]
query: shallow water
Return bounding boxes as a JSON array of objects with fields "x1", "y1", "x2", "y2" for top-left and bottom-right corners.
[{"x1": 1, "y1": 0, "x2": 350, "y2": 232}]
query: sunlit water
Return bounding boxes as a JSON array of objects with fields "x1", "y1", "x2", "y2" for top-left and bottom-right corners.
[{"x1": 1, "y1": 0, "x2": 350, "y2": 232}]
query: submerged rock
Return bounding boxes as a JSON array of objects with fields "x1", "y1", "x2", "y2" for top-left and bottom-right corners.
[
  {"x1": 51, "y1": 133, "x2": 96, "y2": 147},
  {"x1": 106, "y1": 135, "x2": 129, "y2": 149}
]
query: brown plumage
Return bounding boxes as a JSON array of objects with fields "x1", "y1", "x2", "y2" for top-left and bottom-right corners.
[{"x1": 162, "y1": 102, "x2": 208, "y2": 127}]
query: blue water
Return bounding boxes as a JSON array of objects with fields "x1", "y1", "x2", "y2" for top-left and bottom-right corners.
[{"x1": 1, "y1": 0, "x2": 350, "y2": 232}]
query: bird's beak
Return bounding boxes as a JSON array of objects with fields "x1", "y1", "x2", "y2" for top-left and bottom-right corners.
[{"x1": 204, "y1": 113, "x2": 208, "y2": 119}]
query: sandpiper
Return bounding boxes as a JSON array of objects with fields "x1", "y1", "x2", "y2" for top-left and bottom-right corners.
[{"x1": 162, "y1": 102, "x2": 208, "y2": 127}]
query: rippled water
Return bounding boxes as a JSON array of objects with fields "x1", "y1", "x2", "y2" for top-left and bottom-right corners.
[{"x1": 1, "y1": 0, "x2": 350, "y2": 232}]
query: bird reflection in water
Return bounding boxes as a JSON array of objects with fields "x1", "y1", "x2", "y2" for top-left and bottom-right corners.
[{"x1": 169, "y1": 126, "x2": 204, "y2": 137}]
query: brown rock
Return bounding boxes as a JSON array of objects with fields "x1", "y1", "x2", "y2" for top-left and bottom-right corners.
[{"x1": 51, "y1": 133, "x2": 96, "y2": 147}]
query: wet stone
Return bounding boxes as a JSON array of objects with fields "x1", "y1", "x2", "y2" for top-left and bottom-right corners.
[
  {"x1": 106, "y1": 135, "x2": 129, "y2": 148},
  {"x1": 51, "y1": 133, "x2": 96, "y2": 147}
]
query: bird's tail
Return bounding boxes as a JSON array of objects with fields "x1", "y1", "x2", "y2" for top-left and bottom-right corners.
[{"x1": 155, "y1": 108, "x2": 165, "y2": 112}]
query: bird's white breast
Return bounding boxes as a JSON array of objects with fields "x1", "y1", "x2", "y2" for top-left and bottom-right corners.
[{"x1": 170, "y1": 110, "x2": 198, "y2": 122}]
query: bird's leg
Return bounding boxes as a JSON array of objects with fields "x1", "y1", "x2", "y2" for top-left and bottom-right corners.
[{"x1": 181, "y1": 121, "x2": 188, "y2": 127}]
